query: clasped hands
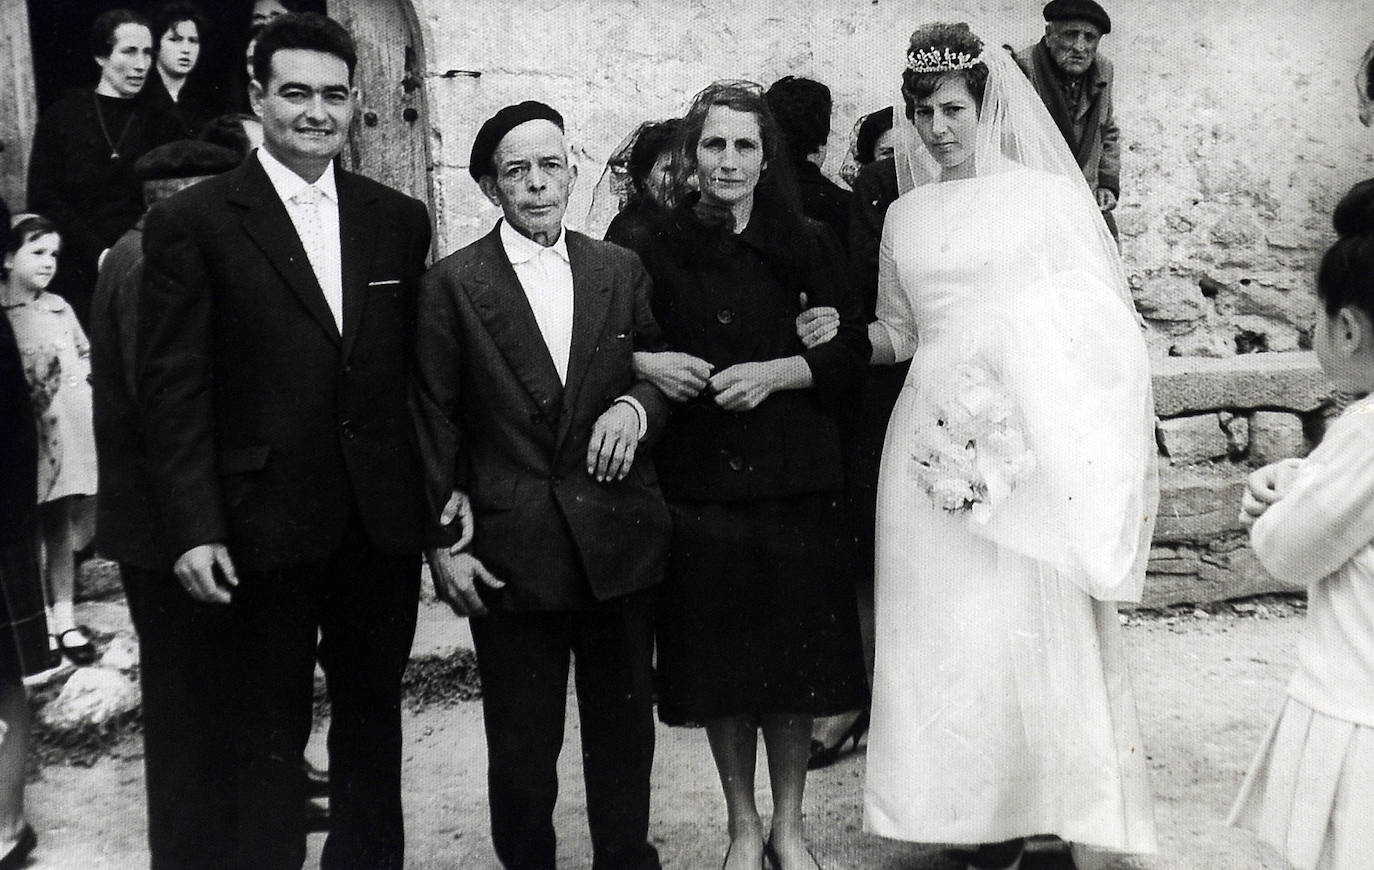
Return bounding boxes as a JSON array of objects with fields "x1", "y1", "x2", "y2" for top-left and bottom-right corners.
[{"x1": 1238, "y1": 457, "x2": 1302, "y2": 528}]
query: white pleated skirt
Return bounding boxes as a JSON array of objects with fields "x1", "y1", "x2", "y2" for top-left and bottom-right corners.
[{"x1": 1229, "y1": 696, "x2": 1374, "y2": 870}]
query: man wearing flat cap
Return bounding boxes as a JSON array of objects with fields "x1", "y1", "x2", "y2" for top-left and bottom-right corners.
[
  {"x1": 1013, "y1": 0, "x2": 1122, "y2": 236},
  {"x1": 135, "y1": 13, "x2": 434, "y2": 868},
  {"x1": 89, "y1": 137, "x2": 243, "y2": 870},
  {"x1": 414, "y1": 100, "x2": 670, "y2": 870}
]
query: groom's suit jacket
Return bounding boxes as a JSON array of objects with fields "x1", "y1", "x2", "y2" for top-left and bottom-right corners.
[
  {"x1": 413, "y1": 223, "x2": 671, "y2": 611},
  {"x1": 136, "y1": 155, "x2": 436, "y2": 570}
]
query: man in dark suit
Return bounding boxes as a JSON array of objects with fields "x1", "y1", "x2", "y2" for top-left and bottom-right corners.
[
  {"x1": 413, "y1": 102, "x2": 671, "y2": 870},
  {"x1": 135, "y1": 13, "x2": 433, "y2": 870},
  {"x1": 90, "y1": 139, "x2": 242, "y2": 870}
]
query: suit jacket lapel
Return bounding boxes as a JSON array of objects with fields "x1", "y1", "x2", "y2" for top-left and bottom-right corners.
[
  {"x1": 230, "y1": 158, "x2": 341, "y2": 346},
  {"x1": 558, "y1": 232, "x2": 612, "y2": 445},
  {"x1": 465, "y1": 226, "x2": 564, "y2": 416},
  {"x1": 337, "y1": 171, "x2": 378, "y2": 361}
]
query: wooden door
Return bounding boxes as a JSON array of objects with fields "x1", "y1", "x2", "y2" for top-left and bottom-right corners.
[
  {"x1": 328, "y1": 0, "x2": 432, "y2": 215},
  {"x1": 0, "y1": 0, "x2": 36, "y2": 210}
]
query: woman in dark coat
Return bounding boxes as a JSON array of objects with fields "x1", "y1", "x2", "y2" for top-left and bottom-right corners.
[
  {"x1": 0, "y1": 197, "x2": 46, "y2": 868},
  {"x1": 141, "y1": 2, "x2": 219, "y2": 139},
  {"x1": 632, "y1": 82, "x2": 868, "y2": 870},
  {"x1": 603, "y1": 118, "x2": 679, "y2": 252},
  {"x1": 26, "y1": 9, "x2": 180, "y2": 328}
]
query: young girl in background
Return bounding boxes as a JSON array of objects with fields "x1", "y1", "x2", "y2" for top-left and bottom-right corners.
[
  {"x1": 1230, "y1": 179, "x2": 1374, "y2": 869},
  {"x1": 1, "y1": 215, "x2": 98, "y2": 667}
]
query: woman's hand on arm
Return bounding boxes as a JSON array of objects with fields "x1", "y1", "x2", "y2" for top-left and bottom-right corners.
[
  {"x1": 632, "y1": 350, "x2": 714, "y2": 402},
  {"x1": 710, "y1": 357, "x2": 813, "y2": 412},
  {"x1": 795, "y1": 292, "x2": 840, "y2": 349},
  {"x1": 1239, "y1": 457, "x2": 1302, "y2": 527}
]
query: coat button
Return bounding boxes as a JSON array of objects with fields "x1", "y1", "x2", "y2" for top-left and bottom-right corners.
[
  {"x1": 728, "y1": 455, "x2": 746, "y2": 472},
  {"x1": 716, "y1": 307, "x2": 735, "y2": 325},
  {"x1": 341, "y1": 421, "x2": 356, "y2": 439}
]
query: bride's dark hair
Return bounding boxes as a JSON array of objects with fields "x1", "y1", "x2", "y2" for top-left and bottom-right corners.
[
  {"x1": 1318, "y1": 179, "x2": 1374, "y2": 321},
  {"x1": 901, "y1": 22, "x2": 989, "y2": 120}
]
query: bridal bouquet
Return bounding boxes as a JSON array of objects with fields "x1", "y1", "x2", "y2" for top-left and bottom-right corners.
[{"x1": 909, "y1": 361, "x2": 1036, "y2": 521}]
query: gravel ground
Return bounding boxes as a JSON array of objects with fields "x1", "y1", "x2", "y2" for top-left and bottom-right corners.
[{"x1": 24, "y1": 598, "x2": 1304, "y2": 869}]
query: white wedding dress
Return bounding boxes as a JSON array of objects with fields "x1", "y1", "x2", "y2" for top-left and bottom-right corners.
[{"x1": 863, "y1": 165, "x2": 1159, "y2": 853}]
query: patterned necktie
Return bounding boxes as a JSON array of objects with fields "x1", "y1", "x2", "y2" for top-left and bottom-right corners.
[{"x1": 291, "y1": 185, "x2": 341, "y2": 329}]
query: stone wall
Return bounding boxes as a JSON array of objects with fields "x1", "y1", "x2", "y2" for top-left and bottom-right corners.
[
  {"x1": 412, "y1": 0, "x2": 1373, "y2": 355},
  {"x1": 1147, "y1": 352, "x2": 1332, "y2": 607}
]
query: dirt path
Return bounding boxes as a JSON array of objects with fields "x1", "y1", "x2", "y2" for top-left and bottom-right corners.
[{"x1": 25, "y1": 603, "x2": 1301, "y2": 869}]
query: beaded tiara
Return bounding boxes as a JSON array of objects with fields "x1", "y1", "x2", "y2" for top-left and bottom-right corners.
[{"x1": 905, "y1": 45, "x2": 981, "y2": 73}]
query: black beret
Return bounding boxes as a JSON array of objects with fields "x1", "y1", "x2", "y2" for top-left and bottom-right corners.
[
  {"x1": 134, "y1": 139, "x2": 242, "y2": 181},
  {"x1": 1043, "y1": 0, "x2": 1111, "y2": 34},
  {"x1": 469, "y1": 101, "x2": 564, "y2": 182}
]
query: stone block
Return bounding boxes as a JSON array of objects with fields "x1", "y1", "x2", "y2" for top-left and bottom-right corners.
[
  {"x1": 1152, "y1": 352, "x2": 1329, "y2": 416},
  {"x1": 98, "y1": 636, "x2": 139, "y2": 673},
  {"x1": 1142, "y1": 537, "x2": 1303, "y2": 608},
  {"x1": 38, "y1": 668, "x2": 141, "y2": 731},
  {"x1": 1157, "y1": 414, "x2": 1228, "y2": 463},
  {"x1": 1219, "y1": 412, "x2": 1250, "y2": 457},
  {"x1": 1250, "y1": 410, "x2": 1308, "y2": 463},
  {"x1": 1155, "y1": 464, "x2": 1246, "y2": 542}
]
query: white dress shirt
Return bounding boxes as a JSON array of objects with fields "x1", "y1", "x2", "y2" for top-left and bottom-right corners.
[
  {"x1": 498, "y1": 220, "x2": 646, "y2": 438},
  {"x1": 499, "y1": 219, "x2": 574, "y2": 383},
  {"x1": 257, "y1": 147, "x2": 344, "y2": 331}
]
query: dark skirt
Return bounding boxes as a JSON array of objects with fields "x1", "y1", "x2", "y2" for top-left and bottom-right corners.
[
  {"x1": 0, "y1": 532, "x2": 53, "y2": 679},
  {"x1": 843, "y1": 361, "x2": 911, "y2": 586},
  {"x1": 656, "y1": 492, "x2": 868, "y2": 725}
]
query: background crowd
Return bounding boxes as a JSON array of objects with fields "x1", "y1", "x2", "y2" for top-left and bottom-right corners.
[{"x1": 0, "y1": 3, "x2": 1370, "y2": 870}]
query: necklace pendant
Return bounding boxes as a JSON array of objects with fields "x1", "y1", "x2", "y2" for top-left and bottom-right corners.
[{"x1": 110, "y1": 151, "x2": 120, "y2": 161}]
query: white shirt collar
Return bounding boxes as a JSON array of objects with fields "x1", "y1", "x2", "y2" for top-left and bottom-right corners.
[
  {"x1": 256, "y1": 146, "x2": 339, "y2": 204},
  {"x1": 499, "y1": 219, "x2": 569, "y2": 266}
]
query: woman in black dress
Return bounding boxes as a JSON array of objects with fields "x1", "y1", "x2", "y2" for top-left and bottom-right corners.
[
  {"x1": 26, "y1": 9, "x2": 180, "y2": 328},
  {"x1": 604, "y1": 118, "x2": 679, "y2": 252},
  {"x1": 633, "y1": 82, "x2": 868, "y2": 870}
]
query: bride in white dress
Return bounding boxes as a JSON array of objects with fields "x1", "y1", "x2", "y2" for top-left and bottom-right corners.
[{"x1": 862, "y1": 23, "x2": 1159, "y2": 870}]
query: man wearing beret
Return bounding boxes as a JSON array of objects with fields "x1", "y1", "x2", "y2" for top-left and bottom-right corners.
[
  {"x1": 90, "y1": 138, "x2": 248, "y2": 869},
  {"x1": 413, "y1": 101, "x2": 670, "y2": 870},
  {"x1": 135, "y1": 13, "x2": 434, "y2": 869},
  {"x1": 1012, "y1": 0, "x2": 1122, "y2": 236}
]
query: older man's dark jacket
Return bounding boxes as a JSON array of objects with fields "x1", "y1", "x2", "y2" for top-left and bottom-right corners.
[{"x1": 1013, "y1": 41, "x2": 1121, "y2": 199}]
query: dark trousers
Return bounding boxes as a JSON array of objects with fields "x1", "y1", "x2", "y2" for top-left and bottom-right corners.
[
  {"x1": 230, "y1": 525, "x2": 421, "y2": 870},
  {"x1": 470, "y1": 591, "x2": 660, "y2": 870},
  {"x1": 122, "y1": 564, "x2": 239, "y2": 870}
]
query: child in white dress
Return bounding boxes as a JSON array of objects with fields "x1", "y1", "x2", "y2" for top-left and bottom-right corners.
[
  {"x1": 1, "y1": 214, "x2": 98, "y2": 666},
  {"x1": 1229, "y1": 179, "x2": 1374, "y2": 870}
]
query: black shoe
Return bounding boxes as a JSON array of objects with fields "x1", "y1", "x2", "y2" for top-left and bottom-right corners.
[
  {"x1": 55, "y1": 627, "x2": 96, "y2": 666},
  {"x1": 807, "y1": 709, "x2": 870, "y2": 770},
  {"x1": 0, "y1": 824, "x2": 36, "y2": 870},
  {"x1": 303, "y1": 759, "x2": 329, "y2": 798}
]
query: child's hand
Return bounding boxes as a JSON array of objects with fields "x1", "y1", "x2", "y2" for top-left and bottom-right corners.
[{"x1": 1239, "y1": 458, "x2": 1302, "y2": 527}]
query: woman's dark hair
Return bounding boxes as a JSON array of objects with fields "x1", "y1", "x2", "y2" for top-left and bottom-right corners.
[
  {"x1": 901, "y1": 22, "x2": 989, "y2": 121},
  {"x1": 198, "y1": 112, "x2": 257, "y2": 158},
  {"x1": 153, "y1": 2, "x2": 208, "y2": 48},
  {"x1": 854, "y1": 107, "x2": 895, "y2": 165},
  {"x1": 90, "y1": 9, "x2": 151, "y2": 59},
  {"x1": 764, "y1": 76, "x2": 833, "y2": 166},
  {"x1": 2, "y1": 215, "x2": 60, "y2": 282},
  {"x1": 623, "y1": 119, "x2": 679, "y2": 204},
  {"x1": 1317, "y1": 179, "x2": 1374, "y2": 321},
  {"x1": 252, "y1": 12, "x2": 356, "y2": 86}
]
